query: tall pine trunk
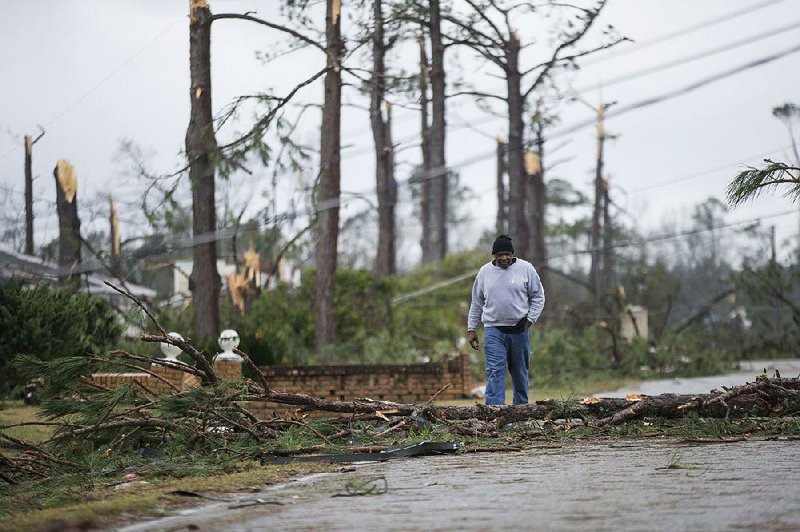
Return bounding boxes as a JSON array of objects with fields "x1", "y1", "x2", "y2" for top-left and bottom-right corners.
[
  {"x1": 418, "y1": 33, "x2": 435, "y2": 264},
  {"x1": 496, "y1": 136, "x2": 507, "y2": 235},
  {"x1": 186, "y1": 0, "x2": 220, "y2": 341},
  {"x1": 371, "y1": 0, "x2": 396, "y2": 276},
  {"x1": 315, "y1": 0, "x2": 343, "y2": 354},
  {"x1": 505, "y1": 33, "x2": 527, "y2": 256},
  {"x1": 428, "y1": 0, "x2": 447, "y2": 260}
]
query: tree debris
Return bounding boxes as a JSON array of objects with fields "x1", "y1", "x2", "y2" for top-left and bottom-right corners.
[{"x1": 2, "y1": 285, "x2": 799, "y2": 485}]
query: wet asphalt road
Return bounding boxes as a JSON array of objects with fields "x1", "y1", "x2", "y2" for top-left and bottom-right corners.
[
  {"x1": 119, "y1": 439, "x2": 800, "y2": 531},
  {"x1": 595, "y1": 359, "x2": 800, "y2": 397}
]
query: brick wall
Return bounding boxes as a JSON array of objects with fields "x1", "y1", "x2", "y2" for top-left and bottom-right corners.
[
  {"x1": 90, "y1": 372, "x2": 150, "y2": 389},
  {"x1": 90, "y1": 354, "x2": 472, "y2": 420},
  {"x1": 259, "y1": 353, "x2": 472, "y2": 403},
  {"x1": 91, "y1": 362, "x2": 200, "y2": 392}
]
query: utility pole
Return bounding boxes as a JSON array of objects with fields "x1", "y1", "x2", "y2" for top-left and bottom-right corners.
[
  {"x1": 573, "y1": 90, "x2": 616, "y2": 315},
  {"x1": 770, "y1": 224, "x2": 777, "y2": 263},
  {"x1": 23, "y1": 128, "x2": 45, "y2": 255}
]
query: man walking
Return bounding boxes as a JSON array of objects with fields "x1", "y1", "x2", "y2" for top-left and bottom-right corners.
[{"x1": 467, "y1": 235, "x2": 545, "y2": 405}]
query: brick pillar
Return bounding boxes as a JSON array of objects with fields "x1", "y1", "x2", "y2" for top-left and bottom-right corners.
[
  {"x1": 213, "y1": 358, "x2": 243, "y2": 380},
  {"x1": 150, "y1": 363, "x2": 194, "y2": 392},
  {"x1": 460, "y1": 352, "x2": 471, "y2": 398}
]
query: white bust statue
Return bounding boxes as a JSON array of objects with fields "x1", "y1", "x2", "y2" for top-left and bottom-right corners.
[
  {"x1": 159, "y1": 332, "x2": 184, "y2": 360},
  {"x1": 215, "y1": 329, "x2": 242, "y2": 361}
]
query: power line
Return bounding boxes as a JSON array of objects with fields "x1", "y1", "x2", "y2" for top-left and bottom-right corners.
[
  {"x1": 626, "y1": 144, "x2": 794, "y2": 195},
  {"x1": 392, "y1": 208, "x2": 798, "y2": 305},
  {"x1": 577, "y1": 19, "x2": 800, "y2": 93},
  {"x1": 347, "y1": 0, "x2": 789, "y2": 139},
  {"x1": 351, "y1": 38, "x2": 800, "y2": 201},
  {"x1": 360, "y1": 27, "x2": 800, "y2": 167},
  {"x1": 0, "y1": 15, "x2": 183, "y2": 164},
  {"x1": 551, "y1": 41, "x2": 800, "y2": 139},
  {"x1": 581, "y1": 0, "x2": 787, "y2": 66}
]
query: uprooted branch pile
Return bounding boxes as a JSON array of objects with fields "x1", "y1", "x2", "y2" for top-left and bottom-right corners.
[{"x1": 1, "y1": 288, "x2": 798, "y2": 485}]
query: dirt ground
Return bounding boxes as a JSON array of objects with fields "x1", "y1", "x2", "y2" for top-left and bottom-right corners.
[{"x1": 118, "y1": 438, "x2": 800, "y2": 531}]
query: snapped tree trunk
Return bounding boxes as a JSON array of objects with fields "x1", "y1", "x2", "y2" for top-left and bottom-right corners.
[
  {"x1": 53, "y1": 160, "x2": 81, "y2": 288},
  {"x1": 24, "y1": 135, "x2": 34, "y2": 255},
  {"x1": 186, "y1": 0, "x2": 221, "y2": 341},
  {"x1": 109, "y1": 197, "x2": 121, "y2": 274},
  {"x1": 315, "y1": 0, "x2": 344, "y2": 354},
  {"x1": 530, "y1": 117, "x2": 547, "y2": 291},
  {"x1": 428, "y1": 0, "x2": 447, "y2": 261},
  {"x1": 371, "y1": 0, "x2": 396, "y2": 277}
]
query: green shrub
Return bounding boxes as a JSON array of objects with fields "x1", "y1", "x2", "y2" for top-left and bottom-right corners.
[{"x1": 0, "y1": 280, "x2": 122, "y2": 395}]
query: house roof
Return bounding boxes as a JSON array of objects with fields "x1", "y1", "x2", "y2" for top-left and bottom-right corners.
[{"x1": 0, "y1": 243, "x2": 156, "y2": 298}]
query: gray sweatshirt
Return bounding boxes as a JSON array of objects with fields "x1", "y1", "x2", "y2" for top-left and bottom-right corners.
[{"x1": 467, "y1": 258, "x2": 545, "y2": 331}]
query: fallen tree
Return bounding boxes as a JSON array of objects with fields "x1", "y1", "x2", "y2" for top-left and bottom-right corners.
[
  {"x1": 1, "y1": 284, "x2": 798, "y2": 485},
  {"x1": 236, "y1": 374, "x2": 800, "y2": 428}
]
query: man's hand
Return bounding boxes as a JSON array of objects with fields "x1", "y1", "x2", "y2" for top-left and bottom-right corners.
[{"x1": 467, "y1": 330, "x2": 479, "y2": 350}]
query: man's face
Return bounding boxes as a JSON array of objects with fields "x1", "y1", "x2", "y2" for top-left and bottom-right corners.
[{"x1": 494, "y1": 251, "x2": 513, "y2": 269}]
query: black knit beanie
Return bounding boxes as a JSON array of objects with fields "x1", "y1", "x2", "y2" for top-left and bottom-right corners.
[{"x1": 491, "y1": 234, "x2": 514, "y2": 255}]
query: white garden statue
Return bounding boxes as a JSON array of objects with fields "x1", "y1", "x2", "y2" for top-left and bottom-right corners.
[
  {"x1": 159, "y1": 332, "x2": 184, "y2": 361},
  {"x1": 215, "y1": 329, "x2": 242, "y2": 361}
]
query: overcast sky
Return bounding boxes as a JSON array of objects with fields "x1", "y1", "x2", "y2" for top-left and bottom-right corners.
[{"x1": 1, "y1": 0, "x2": 799, "y2": 268}]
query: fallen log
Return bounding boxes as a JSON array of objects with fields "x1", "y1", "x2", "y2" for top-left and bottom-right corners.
[{"x1": 247, "y1": 376, "x2": 800, "y2": 428}]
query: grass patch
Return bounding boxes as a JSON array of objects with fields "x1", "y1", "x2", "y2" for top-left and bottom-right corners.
[
  {"x1": 0, "y1": 459, "x2": 334, "y2": 531},
  {"x1": 553, "y1": 416, "x2": 800, "y2": 441},
  {"x1": 658, "y1": 452, "x2": 699, "y2": 470},
  {"x1": 0, "y1": 401, "x2": 54, "y2": 445}
]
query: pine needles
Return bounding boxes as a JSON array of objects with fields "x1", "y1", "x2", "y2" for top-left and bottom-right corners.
[{"x1": 725, "y1": 159, "x2": 800, "y2": 207}]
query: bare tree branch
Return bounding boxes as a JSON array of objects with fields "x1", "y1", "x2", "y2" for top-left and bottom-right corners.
[
  {"x1": 447, "y1": 90, "x2": 507, "y2": 102},
  {"x1": 217, "y1": 67, "x2": 329, "y2": 156},
  {"x1": 211, "y1": 13, "x2": 325, "y2": 53},
  {"x1": 522, "y1": 1, "x2": 609, "y2": 98}
]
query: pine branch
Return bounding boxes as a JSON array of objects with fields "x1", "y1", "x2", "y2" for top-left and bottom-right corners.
[
  {"x1": 726, "y1": 160, "x2": 800, "y2": 207},
  {"x1": 46, "y1": 418, "x2": 180, "y2": 444},
  {"x1": 141, "y1": 333, "x2": 218, "y2": 384},
  {"x1": 109, "y1": 350, "x2": 206, "y2": 379}
]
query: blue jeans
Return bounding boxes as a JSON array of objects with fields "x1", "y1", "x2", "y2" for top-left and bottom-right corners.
[{"x1": 483, "y1": 327, "x2": 531, "y2": 405}]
